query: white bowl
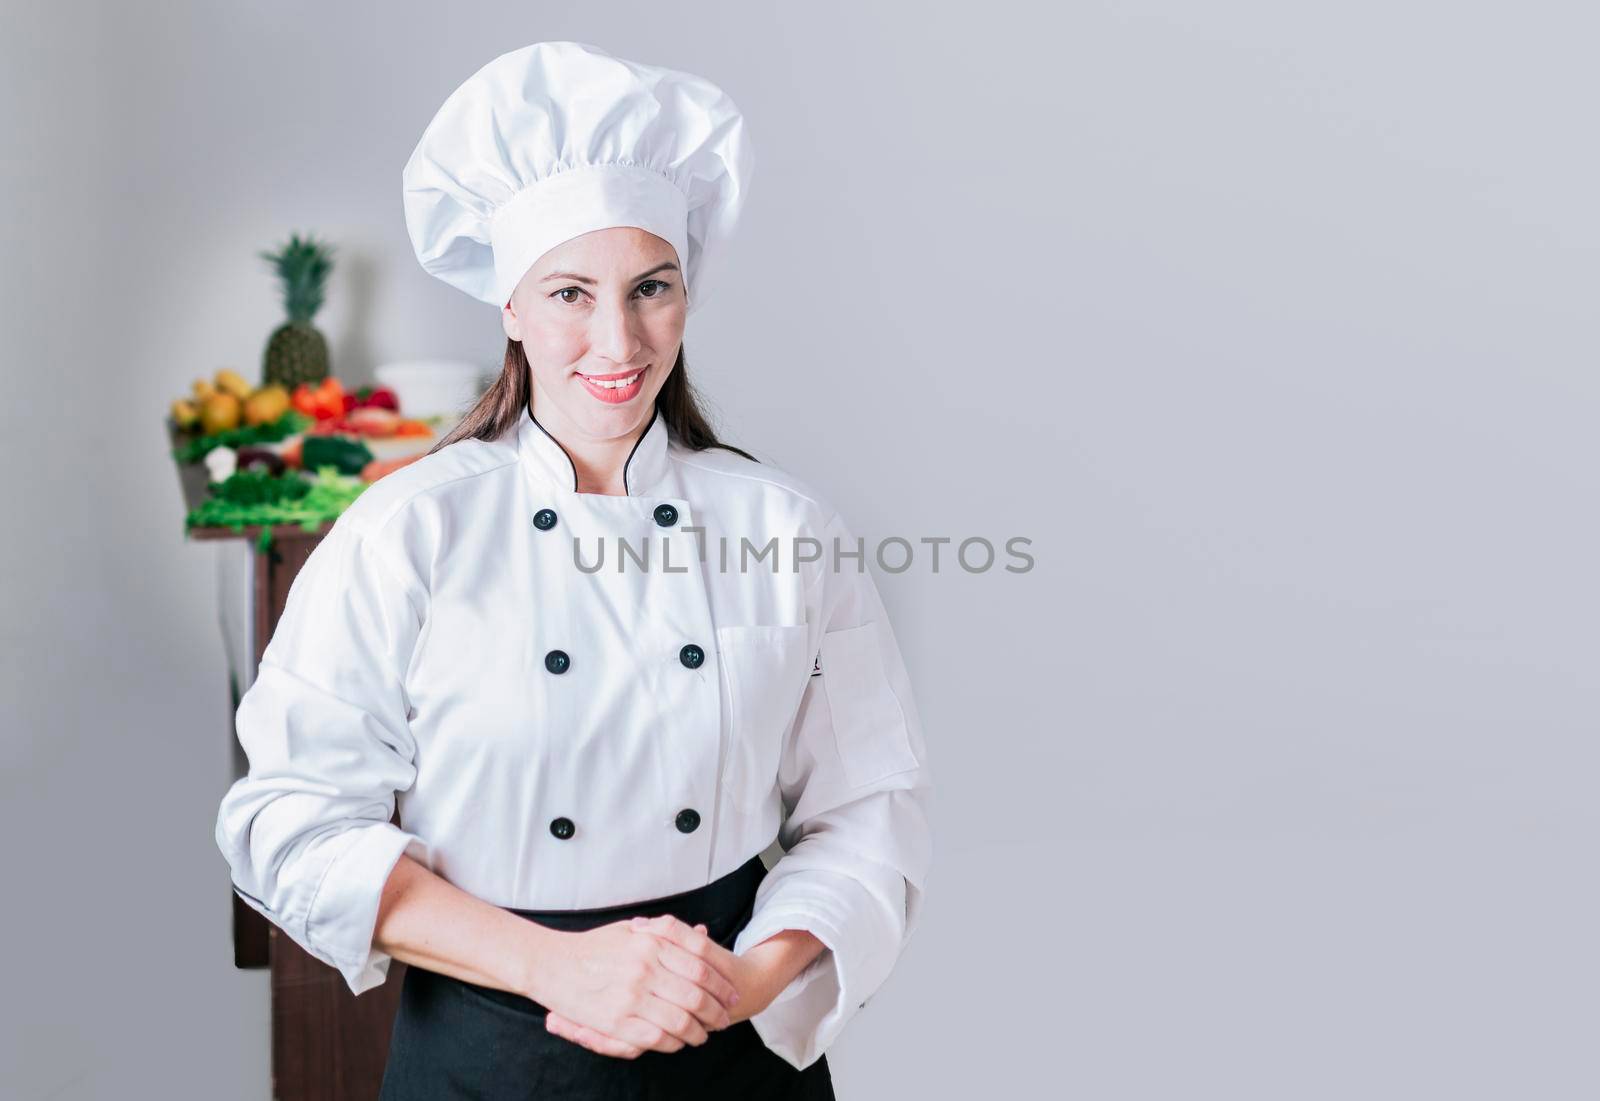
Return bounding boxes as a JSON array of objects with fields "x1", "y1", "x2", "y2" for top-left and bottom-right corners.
[{"x1": 374, "y1": 360, "x2": 491, "y2": 419}]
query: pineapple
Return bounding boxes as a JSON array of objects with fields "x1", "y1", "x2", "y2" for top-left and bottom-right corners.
[{"x1": 260, "y1": 232, "x2": 335, "y2": 389}]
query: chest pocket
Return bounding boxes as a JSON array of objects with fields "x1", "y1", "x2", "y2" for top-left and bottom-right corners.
[
  {"x1": 820, "y1": 621, "x2": 920, "y2": 788},
  {"x1": 716, "y1": 624, "x2": 811, "y2": 811}
]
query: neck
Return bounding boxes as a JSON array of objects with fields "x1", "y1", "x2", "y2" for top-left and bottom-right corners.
[{"x1": 527, "y1": 386, "x2": 646, "y2": 496}]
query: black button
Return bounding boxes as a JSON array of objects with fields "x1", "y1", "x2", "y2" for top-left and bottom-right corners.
[
  {"x1": 549, "y1": 816, "x2": 575, "y2": 840},
  {"x1": 544, "y1": 649, "x2": 570, "y2": 675},
  {"x1": 679, "y1": 643, "x2": 704, "y2": 669},
  {"x1": 654, "y1": 503, "x2": 679, "y2": 527},
  {"x1": 675, "y1": 808, "x2": 700, "y2": 833},
  {"x1": 533, "y1": 508, "x2": 558, "y2": 531}
]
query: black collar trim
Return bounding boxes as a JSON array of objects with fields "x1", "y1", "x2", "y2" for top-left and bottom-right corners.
[{"x1": 526, "y1": 399, "x2": 662, "y2": 497}]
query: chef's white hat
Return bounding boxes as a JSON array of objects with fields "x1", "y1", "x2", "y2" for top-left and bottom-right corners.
[{"x1": 402, "y1": 40, "x2": 752, "y2": 314}]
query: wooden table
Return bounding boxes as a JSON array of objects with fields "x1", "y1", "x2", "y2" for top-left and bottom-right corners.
[{"x1": 176, "y1": 430, "x2": 408, "y2": 1099}]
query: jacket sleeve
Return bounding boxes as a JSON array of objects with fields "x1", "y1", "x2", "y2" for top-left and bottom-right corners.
[
  {"x1": 731, "y1": 507, "x2": 935, "y2": 1069},
  {"x1": 214, "y1": 513, "x2": 433, "y2": 996}
]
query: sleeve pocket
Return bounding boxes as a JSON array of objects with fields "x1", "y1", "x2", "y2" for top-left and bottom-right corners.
[{"x1": 820, "y1": 621, "x2": 920, "y2": 788}]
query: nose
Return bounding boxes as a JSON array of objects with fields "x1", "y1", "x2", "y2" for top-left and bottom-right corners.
[{"x1": 588, "y1": 293, "x2": 643, "y2": 366}]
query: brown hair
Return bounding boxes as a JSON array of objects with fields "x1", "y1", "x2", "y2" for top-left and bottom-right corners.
[{"x1": 427, "y1": 338, "x2": 758, "y2": 463}]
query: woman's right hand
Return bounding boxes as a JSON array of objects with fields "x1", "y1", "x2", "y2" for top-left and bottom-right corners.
[{"x1": 524, "y1": 917, "x2": 741, "y2": 1057}]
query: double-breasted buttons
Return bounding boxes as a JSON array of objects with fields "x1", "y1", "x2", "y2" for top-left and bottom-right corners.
[
  {"x1": 679, "y1": 643, "x2": 704, "y2": 669},
  {"x1": 675, "y1": 808, "x2": 700, "y2": 833},
  {"x1": 532, "y1": 508, "x2": 558, "y2": 530},
  {"x1": 549, "y1": 816, "x2": 575, "y2": 840},
  {"x1": 653, "y1": 503, "x2": 678, "y2": 527},
  {"x1": 544, "y1": 649, "x2": 570, "y2": 674}
]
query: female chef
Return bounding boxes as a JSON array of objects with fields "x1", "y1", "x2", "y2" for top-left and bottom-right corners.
[{"x1": 214, "y1": 40, "x2": 933, "y2": 1099}]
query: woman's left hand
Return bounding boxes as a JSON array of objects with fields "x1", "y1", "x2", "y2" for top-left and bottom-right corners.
[{"x1": 544, "y1": 917, "x2": 779, "y2": 1055}]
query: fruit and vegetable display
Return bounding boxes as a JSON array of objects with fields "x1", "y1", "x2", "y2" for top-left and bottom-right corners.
[
  {"x1": 168, "y1": 233, "x2": 450, "y2": 550},
  {"x1": 170, "y1": 372, "x2": 445, "y2": 545},
  {"x1": 170, "y1": 364, "x2": 440, "y2": 548}
]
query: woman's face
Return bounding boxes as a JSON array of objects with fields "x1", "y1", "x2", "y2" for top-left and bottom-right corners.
[{"x1": 502, "y1": 226, "x2": 686, "y2": 444}]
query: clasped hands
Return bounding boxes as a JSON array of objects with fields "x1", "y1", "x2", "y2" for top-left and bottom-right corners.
[{"x1": 534, "y1": 913, "x2": 821, "y2": 1059}]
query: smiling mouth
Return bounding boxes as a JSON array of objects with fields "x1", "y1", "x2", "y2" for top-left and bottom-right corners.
[
  {"x1": 578, "y1": 368, "x2": 645, "y2": 389},
  {"x1": 576, "y1": 365, "x2": 648, "y2": 403}
]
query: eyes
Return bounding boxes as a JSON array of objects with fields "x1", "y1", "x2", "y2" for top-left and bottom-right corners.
[{"x1": 551, "y1": 279, "x2": 673, "y2": 305}]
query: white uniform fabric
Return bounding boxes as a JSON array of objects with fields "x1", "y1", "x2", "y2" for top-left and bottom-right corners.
[
  {"x1": 402, "y1": 40, "x2": 752, "y2": 313},
  {"x1": 214, "y1": 406, "x2": 934, "y2": 1071}
]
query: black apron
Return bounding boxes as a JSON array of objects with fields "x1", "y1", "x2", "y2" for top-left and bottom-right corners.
[{"x1": 379, "y1": 853, "x2": 836, "y2": 1099}]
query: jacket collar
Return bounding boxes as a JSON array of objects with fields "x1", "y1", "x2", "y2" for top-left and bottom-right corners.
[{"x1": 517, "y1": 399, "x2": 671, "y2": 497}]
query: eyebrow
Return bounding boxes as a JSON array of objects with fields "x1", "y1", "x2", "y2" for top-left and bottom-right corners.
[{"x1": 539, "y1": 261, "x2": 680, "y2": 285}]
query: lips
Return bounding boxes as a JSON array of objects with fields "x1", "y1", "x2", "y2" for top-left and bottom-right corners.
[{"x1": 577, "y1": 365, "x2": 647, "y2": 404}]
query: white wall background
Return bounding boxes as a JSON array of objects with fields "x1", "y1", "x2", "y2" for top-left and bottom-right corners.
[{"x1": 2, "y1": 1, "x2": 1596, "y2": 1097}]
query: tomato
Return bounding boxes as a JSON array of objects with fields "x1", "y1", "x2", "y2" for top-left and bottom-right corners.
[
  {"x1": 314, "y1": 392, "x2": 343, "y2": 420},
  {"x1": 291, "y1": 384, "x2": 319, "y2": 417}
]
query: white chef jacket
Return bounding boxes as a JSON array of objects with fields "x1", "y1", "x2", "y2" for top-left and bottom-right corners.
[{"x1": 213, "y1": 401, "x2": 934, "y2": 1071}]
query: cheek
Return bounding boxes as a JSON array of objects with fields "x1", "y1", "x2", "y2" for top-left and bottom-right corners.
[
  {"x1": 524, "y1": 314, "x2": 587, "y2": 366},
  {"x1": 642, "y1": 306, "x2": 686, "y2": 351}
]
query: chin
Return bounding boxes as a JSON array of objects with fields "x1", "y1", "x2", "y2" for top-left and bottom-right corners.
[{"x1": 570, "y1": 389, "x2": 660, "y2": 434}]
